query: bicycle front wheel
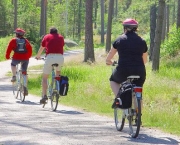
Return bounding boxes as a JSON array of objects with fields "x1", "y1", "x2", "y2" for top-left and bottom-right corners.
[
  {"x1": 19, "y1": 75, "x2": 25, "y2": 102},
  {"x1": 114, "y1": 108, "x2": 125, "y2": 131},
  {"x1": 129, "y1": 98, "x2": 141, "y2": 138},
  {"x1": 50, "y1": 92, "x2": 59, "y2": 111},
  {"x1": 13, "y1": 81, "x2": 19, "y2": 99}
]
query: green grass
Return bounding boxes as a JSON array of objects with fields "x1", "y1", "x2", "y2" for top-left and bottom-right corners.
[
  {"x1": 28, "y1": 58, "x2": 113, "y2": 114},
  {"x1": 27, "y1": 52, "x2": 180, "y2": 136},
  {"x1": 0, "y1": 36, "x2": 12, "y2": 61}
]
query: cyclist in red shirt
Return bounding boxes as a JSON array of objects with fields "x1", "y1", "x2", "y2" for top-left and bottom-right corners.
[
  {"x1": 35, "y1": 27, "x2": 64, "y2": 104},
  {"x1": 5, "y1": 28, "x2": 32, "y2": 95}
]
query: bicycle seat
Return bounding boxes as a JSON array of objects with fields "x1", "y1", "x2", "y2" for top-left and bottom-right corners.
[
  {"x1": 52, "y1": 63, "x2": 58, "y2": 67},
  {"x1": 127, "y1": 75, "x2": 140, "y2": 79}
]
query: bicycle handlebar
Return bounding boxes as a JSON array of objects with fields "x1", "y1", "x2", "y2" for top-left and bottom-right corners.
[
  {"x1": 112, "y1": 61, "x2": 118, "y2": 66},
  {"x1": 35, "y1": 57, "x2": 45, "y2": 60}
]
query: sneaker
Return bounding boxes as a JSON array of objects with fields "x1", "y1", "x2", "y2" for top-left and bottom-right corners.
[
  {"x1": 111, "y1": 98, "x2": 120, "y2": 109},
  {"x1": 40, "y1": 95, "x2": 48, "y2": 104},
  {"x1": 111, "y1": 100, "x2": 116, "y2": 109},
  {"x1": 24, "y1": 86, "x2": 28, "y2": 96},
  {"x1": 112, "y1": 100, "x2": 119, "y2": 109},
  {"x1": 11, "y1": 76, "x2": 16, "y2": 82}
]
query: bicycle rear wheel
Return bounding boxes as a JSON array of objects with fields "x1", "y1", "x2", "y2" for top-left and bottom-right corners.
[
  {"x1": 114, "y1": 108, "x2": 125, "y2": 131},
  {"x1": 129, "y1": 98, "x2": 141, "y2": 138},
  {"x1": 50, "y1": 92, "x2": 59, "y2": 111}
]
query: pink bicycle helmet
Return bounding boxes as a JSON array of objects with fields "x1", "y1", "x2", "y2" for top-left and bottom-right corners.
[
  {"x1": 14, "y1": 28, "x2": 25, "y2": 36},
  {"x1": 122, "y1": 18, "x2": 138, "y2": 31}
]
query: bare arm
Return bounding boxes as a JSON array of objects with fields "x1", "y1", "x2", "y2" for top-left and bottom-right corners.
[
  {"x1": 142, "y1": 52, "x2": 148, "y2": 64},
  {"x1": 36, "y1": 46, "x2": 45, "y2": 59},
  {"x1": 106, "y1": 47, "x2": 117, "y2": 65}
]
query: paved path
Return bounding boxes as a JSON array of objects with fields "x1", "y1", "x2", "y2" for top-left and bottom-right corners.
[{"x1": 0, "y1": 50, "x2": 180, "y2": 145}]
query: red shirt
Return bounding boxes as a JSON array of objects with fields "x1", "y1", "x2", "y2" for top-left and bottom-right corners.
[
  {"x1": 5, "y1": 37, "x2": 32, "y2": 60},
  {"x1": 42, "y1": 33, "x2": 64, "y2": 55}
]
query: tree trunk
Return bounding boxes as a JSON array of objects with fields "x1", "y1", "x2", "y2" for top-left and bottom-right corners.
[
  {"x1": 14, "y1": 0, "x2": 17, "y2": 30},
  {"x1": 149, "y1": 4, "x2": 157, "y2": 62},
  {"x1": 101, "y1": 0, "x2": 105, "y2": 44},
  {"x1": 152, "y1": 0, "x2": 165, "y2": 71},
  {"x1": 94, "y1": 0, "x2": 98, "y2": 29},
  {"x1": 78, "y1": 0, "x2": 82, "y2": 40},
  {"x1": 161, "y1": 4, "x2": 166, "y2": 41},
  {"x1": 40, "y1": 0, "x2": 46, "y2": 37},
  {"x1": 84, "y1": 0, "x2": 95, "y2": 62},
  {"x1": 105, "y1": 0, "x2": 114, "y2": 52},
  {"x1": 114, "y1": 0, "x2": 118, "y2": 18},
  {"x1": 45, "y1": 0, "x2": 47, "y2": 34},
  {"x1": 166, "y1": 1, "x2": 170, "y2": 39},
  {"x1": 172, "y1": 0, "x2": 176, "y2": 24},
  {"x1": 177, "y1": 0, "x2": 180, "y2": 28},
  {"x1": 65, "y1": 0, "x2": 69, "y2": 37}
]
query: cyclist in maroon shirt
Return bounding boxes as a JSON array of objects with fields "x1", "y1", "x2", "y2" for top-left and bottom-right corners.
[{"x1": 36, "y1": 27, "x2": 64, "y2": 104}]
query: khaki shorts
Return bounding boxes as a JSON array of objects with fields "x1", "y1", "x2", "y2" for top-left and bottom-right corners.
[{"x1": 43, "y1": 54, "x2": 64, "y2": 74}]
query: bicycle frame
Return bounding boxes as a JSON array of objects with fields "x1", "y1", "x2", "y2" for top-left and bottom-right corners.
[
  {"x1": 13, "y1": 62, "x2": 26, "y2": 102},
  {"x1": 114, "y1": 76, "x2": 142, "y2": 138},
  {"x1": 40, "y1": 57, "x2": 60, "y2": 111},
  {"x1": 48, "y1": 65, "x2": 60, "y2": 97},
  {"x1": 129, "y1": 86, "x2": 142, "y2": 137},
  {"x1": 48, "y1": 68, "x2": 55, "y2": 97},
  {"x1": 120, "y1": 86, "x2": 142, "y2": 115},
  {"x1": 112, "y1": 61, "x2": 143, "y2": 138}
]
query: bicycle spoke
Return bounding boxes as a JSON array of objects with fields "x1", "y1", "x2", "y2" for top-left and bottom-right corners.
[
  {"x1": 12, "y1": 82, "x2": 18, "y2": 98},
  {"x1": 19, "y1": 75, "x2": 25, "y2": 102},
  {"x1": 51, "y1": 92, "x2": 59, "y2": 111},
  {"x1": 129, "y1": 99, "x2": 141, "y2": 138},
  {"x1": 114, "y1": 108, "x2": 125, "y2": 131},
  {"x1": 20, "y1": 86, "x2": 25, "y2": 102}
]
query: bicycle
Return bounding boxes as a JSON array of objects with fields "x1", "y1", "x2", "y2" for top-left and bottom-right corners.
[
  {"x1": 40, "y1": 58, "x2": 60, "y2": 111},
  {"x1": 12, "y1": 62, "x2": 27, "y2": 102},
  {"x1": 112, "y1": 61, "x2": 142, "y2": 138}
]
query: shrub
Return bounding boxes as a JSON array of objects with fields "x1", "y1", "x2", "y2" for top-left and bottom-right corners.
[{"x1": 161, "y1": 25, "x2": 180, "y2": 57}]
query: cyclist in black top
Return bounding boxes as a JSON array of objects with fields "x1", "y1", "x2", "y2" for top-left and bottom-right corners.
[{"x1": 106, "y1": 18, "x2": 148, "y2": 105}]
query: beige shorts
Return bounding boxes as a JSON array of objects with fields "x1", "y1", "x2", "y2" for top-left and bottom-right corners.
[{"x1": 43, "y1": 54, "x2": 64, "y2": 74}]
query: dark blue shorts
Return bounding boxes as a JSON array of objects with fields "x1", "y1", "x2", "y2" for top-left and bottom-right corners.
[{"x1": 11, "y1": 59, "x2": 29, "y2": 72}]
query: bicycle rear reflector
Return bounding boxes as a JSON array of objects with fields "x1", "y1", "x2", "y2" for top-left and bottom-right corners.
[{"x1": 134, "y1": 87, "x2": 142, "y2": 93}]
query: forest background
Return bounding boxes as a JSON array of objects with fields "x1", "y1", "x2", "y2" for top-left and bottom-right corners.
[{"x1": 0, "y1": 0, "x2": 180, "y2": 136}]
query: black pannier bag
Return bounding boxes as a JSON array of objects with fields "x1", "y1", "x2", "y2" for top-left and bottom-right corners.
[
  {"x1": 59, "y1": 76, "x2": 69, "y2": 96},
  {"x1": 115, "y1": 82, "x2": 132, "y2": 109}
]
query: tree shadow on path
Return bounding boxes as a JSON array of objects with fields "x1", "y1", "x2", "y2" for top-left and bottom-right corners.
[
  {"x1": 55, "y1": 109, "x2": 84, "y2": 115},
  {"x1": 125, "y1": 133, "x2": 180, "y2": 144}
]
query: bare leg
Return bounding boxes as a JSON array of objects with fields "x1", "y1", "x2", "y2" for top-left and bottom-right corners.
[
  {"x1": 110, "y1": 81, "x2": 120, "y2": 97},
  {"x1": 56, "y1": 70, "x2": 60, "y2": 77},
  {"x1": 42, "y1": 73, "x2": 49, "y2": 96},
  {"x1": 23, "y1": 75, "x2": 28, "y2": 87},
  {"x1": 11, "y1": 65, "x2": 16, "y2": 76}
]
